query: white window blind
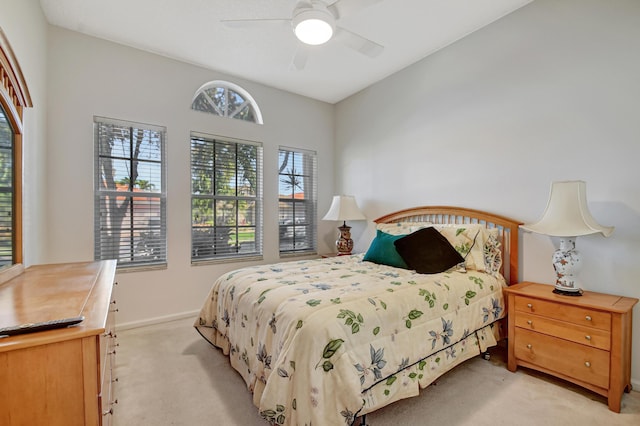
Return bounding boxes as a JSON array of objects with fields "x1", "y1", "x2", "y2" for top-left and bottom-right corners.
[
  {"x1": 191, "y1": 133, "x2": 263, "y2": 262},
  {"x1": 278, "y1": 147, "x2": 317, "y2": 255},
  {"x1": 94, "y1": 117, "x2": 167, "y2": 269},
  {"x1": 0, "y1": 106, "x2": 14, "y2": 267}
]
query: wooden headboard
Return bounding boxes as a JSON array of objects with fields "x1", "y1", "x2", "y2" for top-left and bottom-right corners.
[{"x1": 374, "y1": 206, "x2": 521, "y2": 285}]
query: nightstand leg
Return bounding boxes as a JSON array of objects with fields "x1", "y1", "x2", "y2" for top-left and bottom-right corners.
[
  {"x1": 608, "y1": 393, "x2": 622, "y2": 413},
  {"x1": 506, "y1": 294, "x2": 517, "y2": 372}
]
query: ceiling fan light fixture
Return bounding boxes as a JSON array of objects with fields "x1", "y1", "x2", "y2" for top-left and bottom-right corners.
[{"x1": 293, "y1": 6, "x2": 335, "y2": 45}]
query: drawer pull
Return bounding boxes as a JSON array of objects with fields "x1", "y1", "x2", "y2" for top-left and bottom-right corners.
[
  {"x1": 527, "y1": 320, "x2": 533, "y2": 325},
  {"x1": 527, "y1": 303, "x2": 533, "y2": 309},
  {"x1": 585, "y1": 335, "x2": 591, "y2": 341},
  {"x1": 585, "y1": 315, "x2": 592, "y2": 321},
  {"x1": 103, "y1": 408, "x2": 113, "y2": 416},
  {"x1": 526, "y1": 344, "x2": 532, "y2": 349},
  {"x1": 585, "y1": 361, "x2": 591, "y2": 368}
]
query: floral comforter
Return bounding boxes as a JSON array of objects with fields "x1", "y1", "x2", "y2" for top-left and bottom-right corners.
[{"x1": 195, "y1": 254, "x2": 506, "y2": 426}]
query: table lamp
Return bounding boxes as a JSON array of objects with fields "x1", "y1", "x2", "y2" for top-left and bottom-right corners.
[
  {"x1": 520, "y1": 181, "x2": 614, "y2": 295},
  {"x1": 322, "y1": 195, "x2": 366, "y2": 255}
]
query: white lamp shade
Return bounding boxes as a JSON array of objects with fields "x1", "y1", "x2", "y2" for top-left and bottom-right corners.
[
  {"x1": 322, "y1": 195, "x2": 366, "y2": 222},
  {"x1": 520, "y1": 181, "x2": 614, "y2": 237}
]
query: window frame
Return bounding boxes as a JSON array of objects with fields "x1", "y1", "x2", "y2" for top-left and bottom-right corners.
[
  {"x1": 93, "y1": 116, "x2": 168, "y2": 271},
  {"x1": 0, "y1": 29, "x2": 32, "y2": 270},
  {"x1": 190, "y1": 132, "x2": 263, "y2": 264},
  {"x1": 278, "y1": 146, "x2": 318, "y2": 256},
  {"x1": 191, "y1": 80, "x2": 263, "y2": 124}
]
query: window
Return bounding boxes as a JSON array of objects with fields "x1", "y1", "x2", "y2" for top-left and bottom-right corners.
[
  {"x1": 278, "y1": 148, "x2": 317, "y2": 255},
  {"x1": 0, "y1": 106, "x2": 14, "y2": 266},
  {"x1": 191, "y1": 133, "x2": 262, "y2": 262},
  {"x1": 94, "y1": 117, "x2": 167, "y2": 269},
  {"x1": 191, "y1": 80, "x2": 263, "y2": 124},
  {"x1": 0, "y1": 30, "x2": 31, "y2": 268}
]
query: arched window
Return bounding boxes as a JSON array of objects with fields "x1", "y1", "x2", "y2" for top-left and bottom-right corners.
[{"x1": 191, "y1": 81, "x2": 263, "y2": 124}]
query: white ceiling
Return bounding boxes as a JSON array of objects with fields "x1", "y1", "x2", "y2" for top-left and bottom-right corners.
[{"x1": 39, "y1": 0, "x2": 532, "y2": 104}]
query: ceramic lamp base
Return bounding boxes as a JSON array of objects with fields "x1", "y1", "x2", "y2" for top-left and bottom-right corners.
[
  {"x1": 335, "y1": 222, "x2": 353, "y2": 255},
  {"x1": 552, "y1": 237, "x2": 583, "y2": 296}
]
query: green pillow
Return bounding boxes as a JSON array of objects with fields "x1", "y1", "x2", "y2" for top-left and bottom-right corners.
[{"x1": 363, "y1": 230, "x2": 409, "y2": 269}]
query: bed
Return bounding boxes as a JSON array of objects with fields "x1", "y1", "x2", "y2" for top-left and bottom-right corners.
[{"x1": 195, "y1": 206, "x2": 520, "y2": 425}]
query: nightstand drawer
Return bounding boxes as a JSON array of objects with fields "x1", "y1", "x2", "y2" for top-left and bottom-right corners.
[
  {"x1": 514, "y1": 296, "x2": 611, "y2": 331},
  {"x1": 514, "y1": 312, "x2": 610, "y2": 350},
  {"x1": 514, "y1": 328, "x2": 609, "y2": 389}
]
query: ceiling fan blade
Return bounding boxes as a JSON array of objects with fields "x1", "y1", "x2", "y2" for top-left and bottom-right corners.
[
  {"x1": 291, "y1": 47, "x2": 309, "y2": 71},
  {"x1": 327, "y1": 0, "x2": 385, "y2": 19},
  {"x1": 334, "y1": 27, "x2": 384, "y2": 58},
  {"x1": 221, "y1": 18, "x2": 290, "y2": 29}
]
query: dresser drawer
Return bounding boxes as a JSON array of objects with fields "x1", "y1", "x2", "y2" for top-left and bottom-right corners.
[
  {"x1": 514, "y1": 328, "x2": 609, "y2": 389},
  {"x1": 514, "y1": 312, "x2": 610, "y2": 351},
  {"x1": 514, "y1": 296, "x2": 611, "y2": 331}
]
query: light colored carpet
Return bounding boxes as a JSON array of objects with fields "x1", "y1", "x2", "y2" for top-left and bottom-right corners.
[{"x1": 113, "y1": 317, "x2": 640, "y2": 426}]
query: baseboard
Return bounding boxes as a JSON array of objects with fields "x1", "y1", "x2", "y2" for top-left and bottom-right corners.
[
  {"x1": 116, "y1": 309, "x2": 200, "y2": 331},
  {"x1": 632, "y1": 378, "x2": 640, "y2": 393}
]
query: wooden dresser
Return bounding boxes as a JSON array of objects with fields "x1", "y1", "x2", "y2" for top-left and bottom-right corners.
[
  {"x1": 0, "y1": 260, "x2": 118, "y2": 425},
  {"x1": 505, "y1": 282, "x2": 638, "y2": 412}
]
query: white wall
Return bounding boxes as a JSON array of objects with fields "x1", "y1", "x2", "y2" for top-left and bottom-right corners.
[
  {"x1": 0, "y1": 0, "x2": 49, "y2": 265},
  {"x1": 335, "y1": 0, "x2": 640, "y2": 385},
  {"x1": 45, "y1": 26, "x2": 336, "y2": 326}
]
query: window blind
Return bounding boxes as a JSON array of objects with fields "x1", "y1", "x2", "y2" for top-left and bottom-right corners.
[
  {"x1": 278, "y1": 147, "x2": 317, "y2": 255},
  {"x1": 94, "y1": 117, "x2": 167, "y2": 269},
  {"x1": 0, "y1": 106, "x2": 13, "y2": 267},
  {"x1": 190, "y1": 133, "x2": 263, "y2": 262}
]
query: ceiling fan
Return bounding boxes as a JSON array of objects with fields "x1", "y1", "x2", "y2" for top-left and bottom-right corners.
[{"x1": 221, "y1": 0, "x2": 385, "y2": 70}]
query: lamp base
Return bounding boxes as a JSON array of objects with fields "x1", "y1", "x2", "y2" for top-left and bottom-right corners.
[
  {"x1": 552, "y1": 237, "x2": 584, "y2": 296},
  {"x1": 335, "y1": 222, "x2": 354, "y2": 256},
  {"x1": 553, "y1": 287, "x2": 583, "y2": 296}
]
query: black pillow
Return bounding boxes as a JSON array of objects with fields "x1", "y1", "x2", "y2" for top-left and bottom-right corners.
[{"x1": 394, "y1": 227, "x2": 465, "y2": 274}]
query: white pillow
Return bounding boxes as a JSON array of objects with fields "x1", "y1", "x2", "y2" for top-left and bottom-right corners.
[{"x1": 375, "y1": 221, "x2": 432, "y2": 236}]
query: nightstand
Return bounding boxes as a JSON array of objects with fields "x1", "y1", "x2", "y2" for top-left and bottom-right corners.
[
  {"x1": 504, "y1": 282, "x2": 638, "y2": 412},
  {"x1": 320, "y1": 253, "x2": 339, "y2": 258}
]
